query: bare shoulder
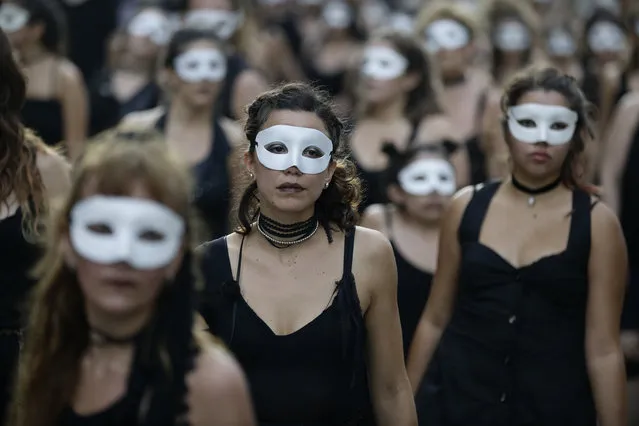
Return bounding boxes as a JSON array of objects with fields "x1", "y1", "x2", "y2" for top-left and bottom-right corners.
[
  {"x1": 591, "y1": 201, "x2": 623, "y2": 237},
  {"x1": 55, "y1": 58, "x2": 83, "y2": 85},
  {"x1": 119, "y1": 106, "x2": 166, "y2": 130},
  {"x1": 360, "y1": 203, "x2": 387, "y2": 234},
  {"x1": 416, "y1": 113, "x2": 455, "y2": 142},
  {"x1": 353, "y1": 226, "x2": 394, "y2": 273},
  {"x1": 450, "y1": 185, "x2": 475, "y2": 213},
  {"x1": 614, "y1": 92, "x2": 639, "y2": 114},
  {"x1": 219, "y1": 117, "x2": 246, "y2": 149},
  {"x1": 36, "y1": 144, "x2": 71, "y2": 199}
]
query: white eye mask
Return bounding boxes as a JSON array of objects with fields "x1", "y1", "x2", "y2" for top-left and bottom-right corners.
[
  {"x1": 70, "y1": 196, "x2": 185, "y2": 270},
  {"x1": 255, "y1": 125, "x2": 334, "y2": 175},
  {"x1": 424, "y1": 19, "x2": 470, "y2": 53},
  {"x1": 174, "y1": 48, "x2": 227, "y2": 83},
  {"x1": 361, "y1": 46, "x2": 408, "y2": 81},
  {"x1": 0, "y1": 3, "x2": 29, "y2": 34},
  {"x1": 493, "y1": 20, "x2": 531, "y2": 52},
  {"x1": 386, "y1": 12, "x2": 414, "y2": 34},
  {"x1": 398, "y1": 158, "x2": 456, "y2": 196},
  {"x1": 547, "y1": 28, "x2": 576, "y2": 57},
  {"x1": 127, "y1": 10, "x2": 171, "y2": 46},
  {"x1": 322, "y1": 1, "x2": 352, "y2": 29},
  {"x1": 587, "y1": 21, "x2": 627, "y2": 53},
  {"x1": 507, "y1": 103, "x2": 578, "y2": 146},
  {"x1": 183, "y1": 9, "x2": 242, "y2": 40}
]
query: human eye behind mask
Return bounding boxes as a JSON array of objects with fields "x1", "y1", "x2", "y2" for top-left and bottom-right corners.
[
  {"x1": 255, "y1": 125, "x2": 334, "y2": 175},
  {"x1": 398, "y1": 158, "x2": 457, "y2": 197},
  {"x1": 0, "y1": 3, "x2": 30, "y2": 34},
  {"x1": 128, "y1": 10, "x2": 171, "y2": 46},
  {"x1": 424, "y1": 19, "x2": 470, "y2": 54},
  {"x1": 507, "y1": 103, "x2": 578, "y2": 146},
  {"x1": 174, "y1": 47, "x2": 227, "y2": 83},
  {"x1": 69, "y1": 196, "x2": 185, "y2": 270},
  {"x1": 361, "y1": 45, "x2": 408, "y2": 81}
]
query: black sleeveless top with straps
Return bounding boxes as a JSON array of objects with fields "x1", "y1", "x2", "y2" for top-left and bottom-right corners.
[
  {"x1": 422, "y1": 182, "x2": 596, "y2": 426},
  {"x1": 155, "y1": 113, "x2": 231, "y2": 239},
  {"x1": 382, "y1": 208, "x2": 433, "y2": 358},
  {"x1": 198, "y1": 229, "x2": 374, "y2": 425}
]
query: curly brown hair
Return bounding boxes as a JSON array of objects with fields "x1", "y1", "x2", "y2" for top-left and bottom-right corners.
[
  {"x1": 237, "y1": 82, "x2": 361, "y2": 242},
  {"x1": 0, "y1": 27, "x2": 48, "y2": 241}
]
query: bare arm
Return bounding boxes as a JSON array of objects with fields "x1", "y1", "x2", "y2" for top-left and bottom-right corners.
[
  {"x1": 357, "y1": 227, "x2": 417, "y2": 426},
  {"x1": 232, "y1": 69, "x2": 268, "y2": 121},
  {"x1": 188, "y1": 343, "x2": 256, "y2": 426},
  {"x1": 586, "y1": 203, "x2": 628, "y2": 426},
  {"x1": 406, "y1": 187, "x2": 473, "y2": 391},
  {"x1": 57, "y1": 59, "x2": 88, "y2": 161},
  {"x1": 36, "y1": 148, "x2": 71, "y2": 202},
  {"x1": 599, "y1": 93, "x2": 639, "y2": 215},
  {"x1": 480, "y1": 90, "x2": 510, "y2": 179}
]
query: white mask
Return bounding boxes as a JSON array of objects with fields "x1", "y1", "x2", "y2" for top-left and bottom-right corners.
[
  {"x1": 255, "y1": 125, "x2": 333, "y2": 174},
  {"x1": 70, "y1": 196, "x2": 185, "y2": 270},
  {"x1": 398, "y1": 158, "x2": 456, "y2": 196},
  {"x1": 0, "y1": 3, "x2": 29, "y2": 34},
  {"x1": 322, "y1": 1, "x2": 352, "y2": 29},
  {"x1": 386, "y1": 12, "x2": 414, "y2": 34},
  {"x1": 424, "y1": 19, "x2": 470, "y2": 53},
  {"x1": 547, "y1": 28, "x2": 576, "y2": 57},
  {"x1": 128, "y1": 10, "x2": 171, "y2": 46},
  {"x1": 361, "y1": 46, "x2": 408, "y2": 81},
  {"x1": 493, "y1": 20, "x2": 531, "y2": 52},
  {"x1": 183, "y1": 9, "x2": 241, "y2": 40},
  {"x1": 174, "y1": 48, "x2": 227, "y2": 83},
  {"x1": 507, "y1": 103, "x2": 578, "y2": 146},
  {"x1": 587, "y1": 21, "x2": 626, "y2": 53}
]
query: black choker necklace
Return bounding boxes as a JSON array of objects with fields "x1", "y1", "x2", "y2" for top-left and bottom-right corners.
[
  {"x1": 89, "y1": 327, "x2": 144, "y2": 346},
  {"x1": 511, "y1": 175, "x2": 562, "y2": 207},
  {"x1": 443, "y1": 74, "x2": 466, "y2": 87},
  {"x1": 257, "y1": 214, "x2": 319, "y2": 249}
]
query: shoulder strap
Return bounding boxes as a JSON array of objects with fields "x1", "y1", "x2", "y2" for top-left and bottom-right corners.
[
  {"x1": 566, "y1": 189, "x2": 592, "y2": 263},
  {"x1": 383, "y1": 206, "x2": 393, "y2": 238},
  {"x1": 406, "y1": 118, "x2": 421, "y2": 147},
  {"x1": 458, "y1": 181, "x2": 501, "y2": 244},
  {"x1": 342, "y1": 227, "x2": 356, "y2": 280}
]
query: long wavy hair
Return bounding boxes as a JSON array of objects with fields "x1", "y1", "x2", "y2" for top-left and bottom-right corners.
[
  {"x1": 0, "y1": 26, "x2": 48, "y2": 241},
  {"x1": 9, "y1": 130, "x2": 204, "y2": 426},
  {"x1": 237, "y1": 82, "x2": 362, "y2": 242}
]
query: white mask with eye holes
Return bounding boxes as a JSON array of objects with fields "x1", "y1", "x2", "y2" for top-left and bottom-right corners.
[
  {"x1": 174, "y1": 48, "x2": 227, "y2": 83},
  {"x1": 127, "y1": 10, "x2": 171, "y2": 46},
  {"x1": 0, "y1": 3, "x2": 29, "y2": 34},
  {"x1": 255, "y1": 125, "x2": 334, "y2": 175},
  {"x1": 322, "y1": 1, "x2": 352, "y2": 29},
  {"x1": 183, "y1": 9, "x2": 241, "y2": 40},
  {"x1": 547, "y1": 28, "x2": 576, "y2": 57},
  {"x1": 361, "y1": 46, "x2": 408, "y2": 81},
  {"x1": 70, "y1": 196, "x2": 185, "y2": 271},
  {"x1": 398, "y1": 158, "x2": 457, "y2": 197},
  {"x1": 424, "y1": 19, "x2": 470, "y2": 54},
  {"x1": 587, "y1": 21, "x2": 627, "y2": 53},
  {"x1": 507, "y1": 103, "x2": 578, "y2": 146},
  {"x1": 493, "y1": 20, "x2": 531, "y2": 52}
]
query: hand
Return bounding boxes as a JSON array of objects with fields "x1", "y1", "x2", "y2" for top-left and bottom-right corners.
[{"x1": 621, "y1": 330, "x2": 639, "y2": 361}]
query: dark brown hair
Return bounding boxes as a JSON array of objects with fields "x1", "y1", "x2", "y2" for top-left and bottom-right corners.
[
  {"x1": 0, "y1": 27, "x2": 48, "y2": 240},
  {"x1": 500, "y1": 67, "x2": 597, "y2": 194},
  {"x1": 238, "y1": 82, "x2": 361, "y2": 242},
  {"x1": 14, "y1": 0, "x2": 67, "y2": 55},
  {"x1": 414, "y1": 1, "x2": 479, "y2": 41}
]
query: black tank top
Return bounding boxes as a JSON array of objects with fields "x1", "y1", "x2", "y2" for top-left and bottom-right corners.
[
  {"x1": 198, "y1": 228, "x2": 373, "y2": 425},
  {"x1": 217, "y1": 53, "x2": 247, "y2": 121},
  {"x1": 423, "y1": 182, "x2": 595, "y2": 426},
  {"x1": 155, "y1": 113, "x2": 231, "y2": 239},
  {"x1": 21, "y1": 99, "x2": 64, "y2": 147},
  {"x1": 383, "y1": 209, "x2": 434, "y2": 358}
]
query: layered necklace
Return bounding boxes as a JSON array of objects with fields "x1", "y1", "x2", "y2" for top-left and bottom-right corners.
[
  {"x1": 257, "y1": 214, "x2": 319, "y2": 248},
  {"x1": 511, "y1": 174, "x2": 562, "y2": 207}
]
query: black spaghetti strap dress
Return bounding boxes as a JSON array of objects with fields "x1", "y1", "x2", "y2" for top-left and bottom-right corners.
[
  {"x1": 421, "y1": 181, "x2": 596, "y2": 426},
  {"x1": 199, "y1": 228, "x2": 374, "y2": 425}
]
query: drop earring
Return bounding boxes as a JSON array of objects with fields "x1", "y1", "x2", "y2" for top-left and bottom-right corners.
[{"x1": 324, "y1": 181, "x2": 330, "y2": 189}]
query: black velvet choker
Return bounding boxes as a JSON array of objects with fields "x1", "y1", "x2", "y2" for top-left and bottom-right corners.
[
  {"x1": 511, "y1": 175, "x2": 562, "y2": 207},
  {"x1": 257, "y1": 214, "x2": 319, "y2": 249},
  {"x1": 89, "y1": 327, "x2": 145, "y2": 346}
]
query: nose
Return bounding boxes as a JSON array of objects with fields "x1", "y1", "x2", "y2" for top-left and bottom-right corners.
[
  {"x1": 284, "y1": 165, "x2": 302, "y2": 175},
  {"x1": 537, "y1": 127, "x2": 549, "y2": 143}
]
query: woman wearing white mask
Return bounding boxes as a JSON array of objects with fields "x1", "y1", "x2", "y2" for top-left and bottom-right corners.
[
  {"x1": 351, "y1": 30, "x2": 469, "y2": 212},
  {"x1": 0, "y1": 0, "x2": 87, "y2": 160},
  {"x1": 87, "y1": 6, "x2": 170, "y2": 136},
  {"x1": 407, "y1": 67, "x2": 627, "y2": 426},
  {"x1": 543, "y1": 23, "x2": 583, "y2": 82},
  {"x1": 8, "y1": 132, "x2": 256, "y2": 426},
  {"x1": 121, "y1": 28, "x2": 243, "y2": 241},
  {"x1": 182, "y1": 0, "x2": 268, "y2": 121},
  {"x1": 414, "y1": 3, "x2": 492, "y2": 185},
  {"x1": 199, "y1": 82, "x2": 417, "y2": 426}
]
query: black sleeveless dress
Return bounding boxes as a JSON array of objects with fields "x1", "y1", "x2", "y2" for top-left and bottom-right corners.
[
  {"x1": 155, "y1": 113, "x2": 231, "y2": 239},
  {"x1": 198, "y1": 228, "x2": 374, "y2": 425},
  {"x1": 0, "y1": 208, "x2": 41, "y2": 423},
  {"x1": 421, "y1": 181, "x2": 596, "y2": 426}
]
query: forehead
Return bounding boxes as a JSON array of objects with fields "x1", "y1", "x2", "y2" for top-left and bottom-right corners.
[
  {"x1": 80, "y1": 178, "x2": 154, "y2": 202},
  {"x1": 515, "y1": 90, "x2": 570, "y2": 108},
  {"x1": 178, "y1": 40, "x2": 222, "y2": 55},
  {"x1": 188, "y1": 0, "x2": 233, "y2": 10},
  {"x1": 262, "y1": 110, "x2": 331, "y2": 139},
  {"x1": 366, "y1": 39, "x2": 395, "y2": 51}
]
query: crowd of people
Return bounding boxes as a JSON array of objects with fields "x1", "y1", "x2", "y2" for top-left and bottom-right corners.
[{"x1": 0, "y1": 0, "x2": 638, "y2": 424}]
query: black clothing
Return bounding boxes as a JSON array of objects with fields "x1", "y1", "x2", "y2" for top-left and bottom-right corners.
[
  {"x1": 21, "y1": 98, "x2": 64, "y2": 147},
  {"x1": 217, "y1": 53, "x2": 248, "y2": 121},
  {"x1": 422, "y1": 181, "x2": 596, "y2": 426},
  {"x1": 199, "y1": 229, "x2": 374, "y2": 425},
  {"x1": 155, "y1": 113, "x2": 231, "y2": 239}
]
